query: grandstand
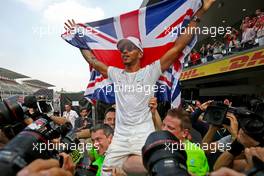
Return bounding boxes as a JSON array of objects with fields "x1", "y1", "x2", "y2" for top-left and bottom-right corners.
[
  {"x1": 178, "y1": 0, "x2": 264, "y2": 105},
  {"x1": 0, "y1": 68, "x2": 55, "y2": 101},
  {"x1": 22, "y1": 79, "x2": 55, "y2": 92},
  {"x1": 0, "y1": 68, "x2": 32, "y2": 100}
]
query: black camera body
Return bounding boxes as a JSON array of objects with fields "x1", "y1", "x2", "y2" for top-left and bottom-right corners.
[
  {"x1": 0, "y1": 97, "x2": 29, "y2": 139},
  {"x1": 0, "y1": 96, "x2": 78, "y2": 176},
  {"x1": 0, "y1": 117, "x2": 73, "y2": 176},
  {"x1": 0, "y1": 96, "x2": 54, "y2": 139},
  {"x1": 142, "y1": 131, "x2": 189, "y2": 176},
  {"x1": 204, "y1": 103, "x2": 230, "y2": 126},
  {"x1": 204, "y1": 103, "x2": 264, "y2": 143}
]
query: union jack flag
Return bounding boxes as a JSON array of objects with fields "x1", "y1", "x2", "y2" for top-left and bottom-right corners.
[{"x1": 62, "y1": 0, "x2": 202, "y2": 107}]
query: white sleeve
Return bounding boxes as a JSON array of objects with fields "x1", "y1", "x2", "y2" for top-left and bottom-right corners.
[
  {"x1": 146, "y1": 60, "x2": 162, "y2": 84},
  {"x1": 107, "y1": 66, "x2": 120, "y2": 83},
  {"x1": 73, "y1": 111, "x2": 79, "y2": 118}
]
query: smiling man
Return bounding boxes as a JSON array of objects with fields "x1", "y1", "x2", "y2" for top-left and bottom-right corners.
[{"x1": 64, "y1": 0, "x2": 215, "y2": 174}]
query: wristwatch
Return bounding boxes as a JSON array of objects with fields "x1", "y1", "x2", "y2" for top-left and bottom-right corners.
[{"x1": 191, "y1": 16, "x2": 201, "y2": 23}]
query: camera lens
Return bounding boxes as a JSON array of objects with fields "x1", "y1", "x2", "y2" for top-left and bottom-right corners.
[
  {"x1": 0, "y1": 98, "x2": 24, "y2": 128},
  {"x1": 142, "y1": 131, "x2": 189, "y2": 176}
]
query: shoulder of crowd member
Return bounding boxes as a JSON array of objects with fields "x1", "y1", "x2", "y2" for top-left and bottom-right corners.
[{"x1": 184, "y1": 140, "x2": 210, "y2": 176}]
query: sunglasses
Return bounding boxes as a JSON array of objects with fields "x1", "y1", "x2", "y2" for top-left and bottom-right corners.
[{"x1": 118, "y1": 44, "x2": 138, "y2": 53}]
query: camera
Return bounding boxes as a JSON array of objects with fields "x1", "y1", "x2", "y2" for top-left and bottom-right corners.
[
  {"x1": 204, "y1": 102, "x2": 264, "y2": 143},
  {"x1": 23, "y1": 95, "x2": 54, "y2": 120},
  {"x1": 142, "y1": 131, "x2": 189, "y2": 176},
  {"x1": 0, "y1": 95, "x2": 54, "y2": 139},
  {"x1": 0, "y1": 95, "x2": 80, "y2": 176},
  {"x1": 0, "y1": 97, "x2": 30, "y2": 139},
  {"x1": 203, "y1": 102, "x2": 230, "y2": 126},
  {"x1": 0, "y1": 117, "x2": 73, "y2": 176},
  {"x1": 36, "y1": 95, "x2": 54, "y2": 116}
]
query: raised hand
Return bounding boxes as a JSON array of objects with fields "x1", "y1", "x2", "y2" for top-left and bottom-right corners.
[
  {"x1": 202, "y1": 0, "x2": 216, "y2": 12},
  {"x1": 64, "y1": 19, "x2": 77, "y2": 32},
  {"x1": 149, "y1": 97, "x2": 158, "y2": 114},
  {"x1": 223, "y1": 113, "x2": 239, "y2": 140}
]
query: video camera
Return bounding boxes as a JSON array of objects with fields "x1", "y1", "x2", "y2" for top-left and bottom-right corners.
[{"x1": 204, "y1": 102, "x2": 264, "y2": 143}]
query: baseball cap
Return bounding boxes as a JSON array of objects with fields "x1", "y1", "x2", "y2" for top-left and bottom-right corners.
[{"x1": 117, "y1": 36, "x2": 143, "y2": 52}]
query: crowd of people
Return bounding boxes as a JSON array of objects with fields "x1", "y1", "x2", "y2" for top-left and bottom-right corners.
[
  {"x1": 186, "y1": 9, "x2": 264, "y2": 67},
  {"x1": 0, "y1": 1, "x2": 264, "y2": 176},
  {"x1": 1, "y1": 96, "x2": 262, "y2": 176}
]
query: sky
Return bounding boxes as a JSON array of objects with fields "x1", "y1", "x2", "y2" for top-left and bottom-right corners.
[{"x1": 0, "y1": 0, "x2": 143, "y2": 92}]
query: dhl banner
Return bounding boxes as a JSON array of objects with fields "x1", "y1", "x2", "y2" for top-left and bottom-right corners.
[{"x1": 180, "y1": 48, "x2": 264, "y2": 81}]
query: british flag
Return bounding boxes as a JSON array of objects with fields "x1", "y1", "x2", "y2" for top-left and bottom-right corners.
[{"x1": 62, "y1": 0, "x2": 202, "y2": 107}]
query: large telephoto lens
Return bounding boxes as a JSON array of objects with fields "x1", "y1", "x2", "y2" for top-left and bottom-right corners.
[{"x1": 142, "y1": 131, "x2": 189, "y2": 176}]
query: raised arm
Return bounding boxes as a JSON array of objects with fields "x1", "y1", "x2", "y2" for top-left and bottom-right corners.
[
  {"x1": 149, "y1": 97, "x2": 162, "y2": 130},
  {"x1": 80, "y1": 49, "x2": 108, "y2": 77},
  {"x1": 64, "y1": 19, "x2": 108, "y2": 77},
  {"x1": 160, "y1": 0, "x2": 215, "y2": 72}
]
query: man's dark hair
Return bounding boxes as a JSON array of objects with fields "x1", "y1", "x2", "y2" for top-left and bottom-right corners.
[
  {"x1": 90, "y1": 124, "x2": 114, "y2": 137},
  {"x1": 167, "y1": 108, "x2": 192, "y2": 130},
  {"x1": 65, "y1": 103, "x2": 72, "y2": 107},
  {"x1": 80, "y1": 107, "x2": 87, "y2": 112},
  {"x1": 104, "y1": 107, "x2": 116, "y2": 118}
]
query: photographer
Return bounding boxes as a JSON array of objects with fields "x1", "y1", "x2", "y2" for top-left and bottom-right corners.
[
  {"x1": 202, "y1": 112, "x2": 239, "y2": 154},
  {"x1": 211, "y1": 147, "x2": 264, "y2": 175},
  {"x1": 214, "y1": 127, "x2": 261, "y2": 171},
  {"x1": 190, "y1": 100, "x2": 213, "y2": 137}
]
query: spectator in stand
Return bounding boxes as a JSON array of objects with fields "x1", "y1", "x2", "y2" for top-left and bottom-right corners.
[
  {"x1": 254, "y1": 9, "x2": 264, "y2": 46},
  {"x1": 206, "y1": 43, "x2": 215, "y2": 62},
  {"x1": 240, "y1": 16, "x2": 256, "y2": 50},
  {"x1": 190, "y1": 49, "x2": 201, "y2": 66},
  {"x1": 200, "y1": 44, "x2": 207, "y2": 57},
  {"x1": 212, "y1": 41, "x2": 224, "y2": 59},
  {"x1": 63, "y1": 104, "x2": 79, "y2": 128},
  {"x1": 200, "y1": 44, "x2": 208, "y2": 63},
  {"x1": 224, "y1": 28, "x2": 240, "y2": 54}
]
